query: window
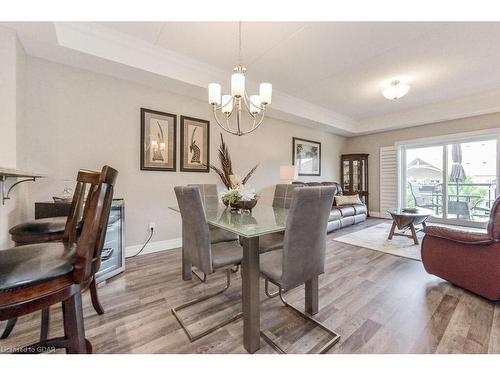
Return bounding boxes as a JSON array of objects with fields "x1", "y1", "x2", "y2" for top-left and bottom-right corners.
[{"x1": 401, "y1": 135, "x2": 498, "y2": 227}]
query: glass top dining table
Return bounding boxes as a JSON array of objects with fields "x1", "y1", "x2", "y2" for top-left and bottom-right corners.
[
  {"x1": 169, "y1": 203, "x2": 289, "y2": 238},
  {"x1": 169, "y1": 202, "x2": 320, "y2": 354}
]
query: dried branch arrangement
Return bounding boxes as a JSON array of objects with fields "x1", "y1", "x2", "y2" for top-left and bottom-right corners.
[{"x1": 209, "y1": 133, "x2": 258, "y2": 190}]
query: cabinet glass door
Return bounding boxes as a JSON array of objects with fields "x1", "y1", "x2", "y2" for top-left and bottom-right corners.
[
  {"x1": 343, "y1": 160, "x2": 350, "y2": 191},
  {"x1": 352, "y1": 160, "x2": 360, "y2": 191}
]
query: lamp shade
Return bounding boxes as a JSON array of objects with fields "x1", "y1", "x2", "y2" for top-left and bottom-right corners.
[
  {"x1": 222, "y1": 95, "x2": 233, "y2": 114},
  {"x1": 280, "y1": 165, "x2": 297, "y2": 181},
  {"x1": 249, "y1": 95, "x2": 261, "y2": 114},
  {"x1": 208, "y1": 83, "x2": 221, "y2": 105},
  {"x1": 231, "y1": 73, "x2": 245, "y2": 97},
  {"x1": 259, "y1": 83, "x2": 272, "y2": 104}
]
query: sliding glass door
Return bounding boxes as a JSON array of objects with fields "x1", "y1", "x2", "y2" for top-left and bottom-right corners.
[
  {"x1": 404, "y1": 145, "x2": 444, "y2": 218},
  {"x1": 402, "y1": 136, "x2": 498, "y2": 227}
]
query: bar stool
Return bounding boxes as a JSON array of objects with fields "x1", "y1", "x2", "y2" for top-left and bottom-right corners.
[
  {"x1": 1, "y1": 169, "x2": 104, "y2": 340},
  {"x1": 0, "y1": 165, "x2": 117, "y2": 353}
]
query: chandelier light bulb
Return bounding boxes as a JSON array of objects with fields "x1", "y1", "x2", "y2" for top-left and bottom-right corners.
[{"x1": 382, "y1": 80, "x2": 410, "y2": 100}]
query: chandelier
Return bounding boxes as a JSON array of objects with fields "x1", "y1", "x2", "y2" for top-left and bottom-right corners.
[{"x1": 208, "y1": 22, "x2": 272, "y2": 136}]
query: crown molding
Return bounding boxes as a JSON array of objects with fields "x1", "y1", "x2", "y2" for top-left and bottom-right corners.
[{"x1": 4, "y1": 21, "x2": 500, "y2": 137}]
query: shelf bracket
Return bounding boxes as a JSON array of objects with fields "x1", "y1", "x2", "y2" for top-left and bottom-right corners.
[{"x1": 1, "y1": 176, "x2": 37, "y2": 205}]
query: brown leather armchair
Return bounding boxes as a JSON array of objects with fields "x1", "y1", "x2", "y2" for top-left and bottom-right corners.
[{"x1": 421, "y1": 195, "x2": 500, "y2": 300}]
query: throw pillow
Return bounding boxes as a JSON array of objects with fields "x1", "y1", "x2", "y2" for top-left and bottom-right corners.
[{"x1": 335, "y1": 194, "x2": 363, "y2": 206}]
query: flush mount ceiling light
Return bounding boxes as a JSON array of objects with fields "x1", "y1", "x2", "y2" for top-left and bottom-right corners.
[
  {"x1": 208, "y1": 22, "x2": 272, "y2": 136},
  {"x1": 382, "y1": 80, "x2": 410, "y2": 100}
]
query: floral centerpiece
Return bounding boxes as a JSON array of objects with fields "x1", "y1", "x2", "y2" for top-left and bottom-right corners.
[
  {"x1": 210, "y1": 134, "x2": 259, "y2": 211},
  {"x1": 221, "y1": 185, "x2": 258, "y2": 212}
]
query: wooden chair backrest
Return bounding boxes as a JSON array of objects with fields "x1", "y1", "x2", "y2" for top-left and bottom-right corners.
[
  {"x1": 63, "y1": 169, "x2": 101, "y2": 243},
  {"x1": 73, "y1": 165, "x2": 118, "y2": 284}
]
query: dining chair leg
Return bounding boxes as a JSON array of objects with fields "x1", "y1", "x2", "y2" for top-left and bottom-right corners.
[
  {"x1": 264, "y1": 278, "x2": 281, "y2": 298},
  {"x1": 62, "y1": 293, "x2": 88, "y2": 354},
  {"x1": 89, "y1": 277, "x2": 104, "y2": 315},
  {"x1": 40, "y1": 308, "x2": 50, "y2": 342},
  {"x1": 1, "y1": 318, "x2": 17, "y2": 339},
  {"x1": 172, "y1": 269, "x2": 243, "y2": 342},
  {"x1": 260, "y1": 280, "x2": 341, "y2": 354}
]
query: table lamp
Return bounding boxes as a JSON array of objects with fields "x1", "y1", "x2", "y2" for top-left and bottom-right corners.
[{"x1": 280, "y1": 165, "x2": 297, "y2": 184}]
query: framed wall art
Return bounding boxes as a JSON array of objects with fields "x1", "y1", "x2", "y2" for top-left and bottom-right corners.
[
  {"x1": 292, "y1": 137, "x2": 321, "y2": 176},
  {"x1": 140, "y1": 108, "x2": 177, "y2": 171},
  {"x1": 180, "y1": 115, "x2": 210, "y2": 173}
]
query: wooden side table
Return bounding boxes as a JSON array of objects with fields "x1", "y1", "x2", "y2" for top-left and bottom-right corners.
[{"x1": 387, "y1": 208, "x2": 434, "y2": 245}]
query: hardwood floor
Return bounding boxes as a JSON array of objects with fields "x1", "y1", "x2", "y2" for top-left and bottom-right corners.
[{"x1": 2, "y1": 218, "x2": 500, "y2": 354}]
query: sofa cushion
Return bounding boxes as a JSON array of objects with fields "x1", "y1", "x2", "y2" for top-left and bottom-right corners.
[
  {"x1": 334, "y1": 205, "x2": 355, "y2": 217},
  {"x1": 353, "y1": 204, "x2": 367, "y2": 215},
  {"x1": 340, "y1": 216, "x2": 355, "y2": 227},
  {"x1": 329, "y1": 208, "x2": 342, "y2": 221},
  {"x1": 335, "y1": 194, "x2": 363, "y2": 206}
]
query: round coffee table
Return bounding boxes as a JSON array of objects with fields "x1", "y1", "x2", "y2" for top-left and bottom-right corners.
[{"x1": 386, "y1": 208, "x2": 434, "y2": 245}]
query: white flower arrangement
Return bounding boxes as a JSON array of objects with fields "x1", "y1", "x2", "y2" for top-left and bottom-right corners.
[{"x1": 221, "y1": 186, "x2": 257, "y2": 206}]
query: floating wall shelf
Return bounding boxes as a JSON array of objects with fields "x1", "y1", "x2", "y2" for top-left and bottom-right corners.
[{"x1": 0, "y1": 167, "x2": 44, "y2": 205}]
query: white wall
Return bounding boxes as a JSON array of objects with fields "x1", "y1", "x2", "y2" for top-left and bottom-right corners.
[
  {"x1": 17, "y1": 57, "x2": 346, "y2": 248},
  {"x1": 0, "y1": 27, "x2": 25, "y2": 247}
]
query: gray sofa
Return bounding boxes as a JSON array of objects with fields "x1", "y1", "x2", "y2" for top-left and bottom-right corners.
[{"x1": 273, "y1": 182, "x2": 367, "y2": 233}]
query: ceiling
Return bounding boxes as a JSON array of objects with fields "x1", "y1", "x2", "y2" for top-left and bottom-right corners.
[{"x1": 5, "y1": 21, "x2": 500, "y2": 135}]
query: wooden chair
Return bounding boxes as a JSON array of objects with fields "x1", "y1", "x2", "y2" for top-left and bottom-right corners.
[
  {"x1": 0, "y1": 165, "x2": 118, "y2": 353},
  {"x1": 1, "y1": 169, "x2": 105, "y2": 340}
]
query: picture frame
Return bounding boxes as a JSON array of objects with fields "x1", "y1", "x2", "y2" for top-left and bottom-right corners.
[
  {"x1": 180, "y1": 115, "x2": 210, "y2": 173},
  {"x1": 292, "y1": 137, "x2": 322, "y2": 176},
  {"x1": 140, "y1": 108, "x2": 177, "y2": 171}
]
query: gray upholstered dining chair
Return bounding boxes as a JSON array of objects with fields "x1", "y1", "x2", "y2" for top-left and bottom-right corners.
[
  {"x1": 258, "y1": 183, "x2": 301, "y2": 255},
  {"x1": 172, "y1": 186, "x2": 243, "y2": 342},
  {"x1": 259, "y1": 186, "x2": 340, "y2": 354},
  {"x1": 188, "y1": 184, "x2": 239, "y2": 281}
]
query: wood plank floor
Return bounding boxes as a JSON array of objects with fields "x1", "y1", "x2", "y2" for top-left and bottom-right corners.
[{"x1": 2, "y1": 218, "x2": 500, "y2": 354}]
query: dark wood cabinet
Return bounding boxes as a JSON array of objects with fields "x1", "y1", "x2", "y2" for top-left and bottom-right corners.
[{"x1": 341, "y1": 153, "x2": 369, "y2": 212}]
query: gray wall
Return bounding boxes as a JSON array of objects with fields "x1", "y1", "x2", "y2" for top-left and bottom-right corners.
[
  {"x1": 344, "y1": 112, "x2": 500, "y2": 213},
  {"x1": 16, "y1": 57, "x2": 346, "y2": 247},
  {"x1": 0, "y1": 27, "x2": 25, "y2": 247}
]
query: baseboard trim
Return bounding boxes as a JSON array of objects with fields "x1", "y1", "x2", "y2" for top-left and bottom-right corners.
[
  {"x1": 369, "y1": 211, "x2": 391, "y2": 219},
  {"x1": 125, "y1": 237, "x2": 182, "y2": 258}
]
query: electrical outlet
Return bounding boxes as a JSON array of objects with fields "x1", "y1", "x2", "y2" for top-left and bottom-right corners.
[{"x1": 149, "y1": 222, "x2": 156, "y2": 231}]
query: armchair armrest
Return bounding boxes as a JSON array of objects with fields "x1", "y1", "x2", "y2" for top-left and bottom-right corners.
[{"x1": 423, "y1": 225, "x2": 493, "y2": 245}]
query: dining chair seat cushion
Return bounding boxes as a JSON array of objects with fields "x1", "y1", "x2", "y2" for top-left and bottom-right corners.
[
  {"x1": 0, "y1": 242, "x2": 76, "y2": 292},
  {"x1": 211, "y1": 240, "x2": 243, "y2": 269},
  {"x1": 259, "y1": 249, "x2": 283, "y2": 284},
  {"x1": 209, "y1": 226, "x2": 239, "y2": 244},
  {"x1": 259, "y1": 233, "x2": 284, "y2": 253},
  {"x1": 9, "y1": 217, "x2": 67, "y2": 236}
]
